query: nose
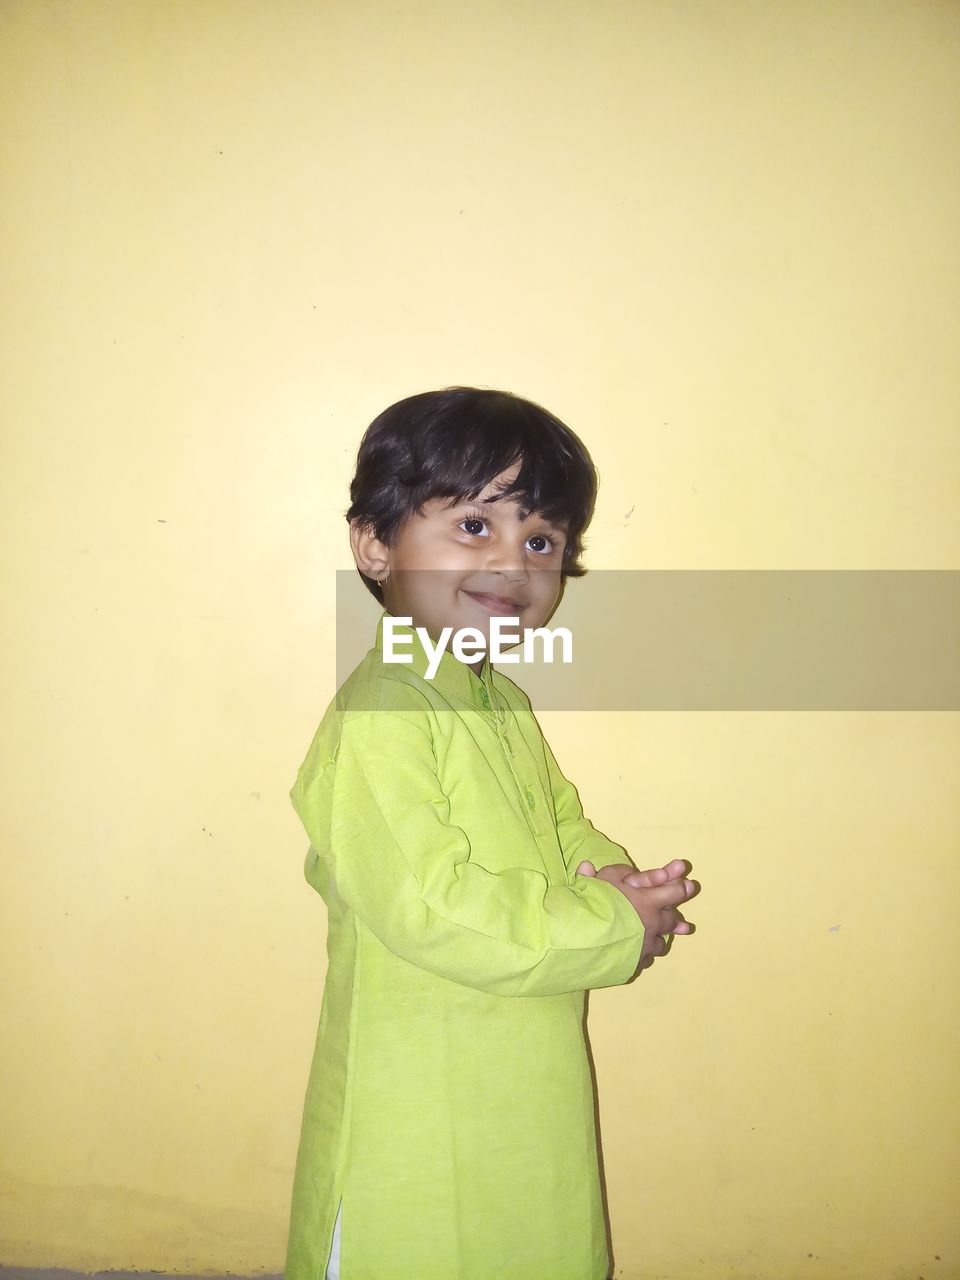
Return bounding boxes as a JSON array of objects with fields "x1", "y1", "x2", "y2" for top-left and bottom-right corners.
[{"x1": 483, "y1": 538, "x2": 531, "y2": 585}]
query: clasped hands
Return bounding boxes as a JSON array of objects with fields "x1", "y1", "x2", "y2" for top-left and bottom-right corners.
[{"x1": 576, "y1": 858, "x2": 699, "y2": 973}]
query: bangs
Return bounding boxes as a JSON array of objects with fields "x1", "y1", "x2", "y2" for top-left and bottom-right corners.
[{"x1": 404, "y1": 391, "x2": 589, "y2": 534}]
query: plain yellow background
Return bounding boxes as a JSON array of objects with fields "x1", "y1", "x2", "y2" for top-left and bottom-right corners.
[{"x1": 1, "y1": 1, "x2": 958, "y2": 1275}]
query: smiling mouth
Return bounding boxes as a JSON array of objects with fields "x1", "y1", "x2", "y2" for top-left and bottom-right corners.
[{"x1": 464, "y1": 590, "x2": 526, "y2": 614}]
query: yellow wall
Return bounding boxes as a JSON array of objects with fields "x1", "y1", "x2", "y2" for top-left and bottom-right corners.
[{"x1": 1, "y1": 1, "x2": 957, "y2": 1274}]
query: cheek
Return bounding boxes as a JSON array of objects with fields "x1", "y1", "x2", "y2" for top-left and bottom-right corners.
[
  {"x1": 533, "y1": 564, "x2": 562, "y2": 588},
  {"x1": 532, "y1": 570, "x2": 563, "y2": 609},
  {"x1": 396, "y1": 532, "x2": 454, "y2": 569},
  {"x1": 399, "y1": 539, "x2": 475, "y2": 585}
]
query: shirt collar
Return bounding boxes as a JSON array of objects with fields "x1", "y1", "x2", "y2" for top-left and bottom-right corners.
[{"x1": 373, "y1": 609, "x2": 503, "y2": 718}]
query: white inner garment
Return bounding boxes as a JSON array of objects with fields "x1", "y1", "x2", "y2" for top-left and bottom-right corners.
[{"x1": 324, "y1": 1198, "x2": 343, "y2": 1280}]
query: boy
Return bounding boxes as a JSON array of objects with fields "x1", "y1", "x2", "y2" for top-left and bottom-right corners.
[{"x1": 285, "y1": 387, "x2": 698, "y2": 1280}]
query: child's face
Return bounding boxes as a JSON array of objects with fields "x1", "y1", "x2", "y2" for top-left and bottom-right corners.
[{"x1": 354, "y1": 463, "x2": 567, "y2": 670}]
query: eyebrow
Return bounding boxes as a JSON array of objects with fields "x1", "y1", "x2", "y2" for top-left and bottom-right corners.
[{"x1": 457, "y1": 496, "x2": 567, "y2": 534}]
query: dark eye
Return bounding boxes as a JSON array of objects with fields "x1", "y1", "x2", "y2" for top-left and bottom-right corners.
[{"x1": 460, "y1": 516, "x2": 489, "y2": 537}]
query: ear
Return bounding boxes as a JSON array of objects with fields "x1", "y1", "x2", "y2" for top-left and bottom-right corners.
[{"x1": 349, "y1": 518, "x2": 391, "y2": 580}]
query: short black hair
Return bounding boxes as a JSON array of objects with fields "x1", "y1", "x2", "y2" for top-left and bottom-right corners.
[{"x1": 345, "y1": 386, "x2": 599, "y2": 606}]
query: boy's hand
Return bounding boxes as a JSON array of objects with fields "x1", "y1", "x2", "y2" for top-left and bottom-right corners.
[{"x1": 575, "y1": 859, "x2": 699, "y2": 972}]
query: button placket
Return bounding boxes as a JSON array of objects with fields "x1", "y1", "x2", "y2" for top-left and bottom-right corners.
[
  {"x1": 491, "y1": 700, "x2": 566, "y2": 880},
  {"x1": 493, "y1": 723, "x2": 540, "y2": 827},
  {"x1": 475, "y1": 679, "x2": 539, "y2": 830}
]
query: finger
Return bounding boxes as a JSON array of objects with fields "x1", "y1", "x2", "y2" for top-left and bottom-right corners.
[
  {"x1": 644, "y1": 931, "x2": 669, "y2": 959},
  {"x1": 658, "y1": 907, "x2": 683, "y2": 935},
  {"x1": 624, "y1": 866, "x2": 669, "y2": 889},
  {"x1": 625, "y1": 859, "x2": 690, "y2": 890},
  {"x1": 576, "y1": 861, "x2": 597, "y2": 876},
  {"x1": 659, "y1": 858, "x2": 689, "y2": 880},
  {"x1": 648, "y1": 878, "x2": 698, "y2": 908},
  {"x1": 658, "y1": 906, "x2": 696, "y2": 937}
]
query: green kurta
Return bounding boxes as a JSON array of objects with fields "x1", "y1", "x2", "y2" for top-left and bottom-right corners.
[{"x1": 285, "y1": 609, "x2": 646, "y2": 1280}]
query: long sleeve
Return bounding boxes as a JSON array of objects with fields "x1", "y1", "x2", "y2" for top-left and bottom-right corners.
[
  {"x1": 540, "y1": 730, "x2": 638, "y2": 878},
  {"x1": 291, "y1": 707, "x2": 645, "y2": 998}
]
